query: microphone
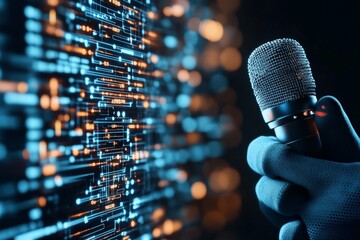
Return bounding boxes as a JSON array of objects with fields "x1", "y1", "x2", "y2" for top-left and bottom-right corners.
[{"x1": 247, "y1": 38, "x2": 322, "y2": 157}]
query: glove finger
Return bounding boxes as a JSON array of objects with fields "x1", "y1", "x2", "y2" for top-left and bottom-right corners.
[
  {"x1": 259, "y1": 201, "x2": 294, "y2": 227},
  {"x1": 279, "y1": 220, "x2": 309, "y2": 240},
  {"x1": 256, "y1": 176, "x2": 307, "y2": 216},
  {"x1": 247, "y1": 136, "x2": 340, "y2": 188},
  {"x1": 315, "y1": 96, "x2": 360, "y2": 162}
]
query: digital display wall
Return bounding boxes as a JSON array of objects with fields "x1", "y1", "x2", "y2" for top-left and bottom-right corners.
[{"x1": 0, "y1": 0, "x2": 243, "y2": 239}]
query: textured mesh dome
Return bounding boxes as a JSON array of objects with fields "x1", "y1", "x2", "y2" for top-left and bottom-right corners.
[{"x1": 248, "y1": 38, "x2": 316, "y2": 111}]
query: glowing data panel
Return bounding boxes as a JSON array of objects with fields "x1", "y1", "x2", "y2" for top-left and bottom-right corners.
[{"x1": 0, "y1": 0, "x2": 243, "y2": 239}]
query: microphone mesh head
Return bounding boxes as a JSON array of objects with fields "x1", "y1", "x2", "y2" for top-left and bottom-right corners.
[{"x1": 248, "y1": 38, "x2": 316, "y2": 111}]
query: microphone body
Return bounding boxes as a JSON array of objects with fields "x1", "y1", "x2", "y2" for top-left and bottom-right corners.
[
  {"x1": 248, "y1": 38, "x2": 322, "y2": 158},
  {"x1": 262, "y1": 96, "x2": 322, "y2": 157}
]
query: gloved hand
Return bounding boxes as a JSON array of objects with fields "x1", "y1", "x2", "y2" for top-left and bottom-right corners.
[{"x1": 247, "y1": 96, "x2": 360, "y2": 240}]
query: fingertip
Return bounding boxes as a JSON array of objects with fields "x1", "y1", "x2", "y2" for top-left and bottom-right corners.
[
  {"x1": 315, "y1": 95, "x2": 360, "y2": 162},
  {"x1": 247, "y1": 136, "x2": 280, "y2": 175},
  {"x1": 256, "y1": 177, "x2": 307, "y2": 216},
  {"x1": 280, "y1": 220, "x2": 309, "y2": 240},
  {"x1": 315, "y1": 95, "x2": 342, "y2": 118}
]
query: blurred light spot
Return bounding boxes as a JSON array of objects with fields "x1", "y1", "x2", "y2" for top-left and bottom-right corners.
[
  {"x1": 188, "y1": 17, "x2": 201, "y2": 31},
  {"x1": 42, "y1": 164, "x2": 57, "y2": 176},
  {"x1": 202, "y1": 210, "x2": 226, "y2": 231},
  {"x1": 220, "y1": 48, "x2": 242, "y2": 71},
  {"x1": 17, "y1": 180, "x2": 29, "y2": 193},
  {"x1": 29, "y1": 208, "x2": 42, "y2": 220},
  {"x1": 191, "y1": 181, "x2": 207, "y2": 200},
  {"x1": 182, "y1": 117, "x2": 197, "y2": 132},
  {"x1": 164, "y1": 36, "x2": 178, "y2": 48},
  {"x1": 171, "y1": 4, "x2": 185, "y2": 17},
  {"x1": 177, "y1": 170, "x2": 188, "y2": 182},
  {"x1": 199, "y1": 19, "x2": 224, "y2": 42},
  {"x1": 188, "y1": 71, "x2": 202, "y2": 87},
  {"x1": 47, "y1": 0, "x2": 59, "y2": 6},
  {"x1": 220, "y1": 26, "x2": 243, "y2": 48},
  {"x1": 182, "y1": 55, "x2": 197, "y2": 70},
  {"x1": 151, "y1": 207, "x2": 165, "y2": 223},
  {"x1": 26, "y1": 167, "x2": 41, "y2": 179},
  {"x1": 210, "y1": 74, "x2": 228, "y2": 92},
  {"x1": 38, "y1": 197, "x2": 47, "y2": 207},
  {"x1": 152, "y1": 228, "x2": 161, "y2": 238},
  {"x1": 163, "y1": 219, "x2": 174, "y2": 235},
  {"x1": 177, "y1": 69, "x2": 190, "y2": 82},
  {"x1": 209, "y1": 167, "x2": 240, "y2": 193},
  {"x1": 218, "y1": 192, "x2": 242, "y2": 221},
  {"x1": 150, "y1": 54, "x2": 159, "y2": 64},
  {"x1": 176, "y1": 94, "x2": 191, "y2": 108},
  {"x1": 201, "y1": 44, "x2": 220, "y2": 71},
  {"x1": 186, "y1": 133, "x2": 202, "y2": 145},
  {"x1": 165, "y1": 113, "x2": 177, "y2": 125},
  {"x1": 163, "y1": 4, "x2": 185, "y2": 18}
]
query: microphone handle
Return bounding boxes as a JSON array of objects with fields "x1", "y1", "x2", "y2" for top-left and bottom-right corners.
[
  {"x1": 274, "y1": 117, "x2": 323, "y2": 158},
  {"x1": 261, "y1": 97, "x2": 323, "y2": 158}
]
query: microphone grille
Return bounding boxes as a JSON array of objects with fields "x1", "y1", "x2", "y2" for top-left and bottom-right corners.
[{"x1": 248, "y1": 38, "x2": 316, "y2": 111}]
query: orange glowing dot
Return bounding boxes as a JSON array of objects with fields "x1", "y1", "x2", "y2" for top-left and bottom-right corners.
[
  {"x1": 130, "y1": 220, "x2": 136, "y2": 227},
  {"x1": 38, "y1": 197, "x2": 47, "y2": 207},
  {"x1": 171, "y1": 4, "x2": 185, "y2": 17},
  {"x1": 150, "y1": 55, "x2": 159, "y2": 64},
  {"x1": 153, "y1": 70, "x2": 163, "y2": 78},
  {"x1": 40, "y1": 95, "x2": 50, "y2": 109},
  {"x1": 188, "y1": 71, "x2": 202, "y2": 87},
  {"x1": 54, "y1": 175, "x2": 62, "y2": 185},
  {"x1": 152, "y1": 228, "x2": 161, "y2": 238},
  {"x1": 177, "y1": 69, "x2": 190, "y2": 82},
  {"x1": 72, "y1": 149, "x2": 79, "y2": 156},
  {"x1": 199, "y1": 19, "x2": 224, "y2": 42},
  {"x1": 163, "y1": 219, "x2": 174, "y2": 235},
  {"x1": 39, "y1": 141, "x2": 47, "y2": 160},
  {"x1": 17, "y1": 82, "x2": 28, "y2": 93},
  {"x1": 163, "y1": 6, "x2": 173, "y2": 16},
  {"x1": 42, "y1": 164, "x2": 57, "y2": 176},
  {"x1": 209, "y1": 167, "x2": 241, "y2": 193},
  {"x1": 50, "y1": 96, "x2": 60, "y2": 111},
  {"x1": 49, "y1": 78, "x2": 58, "y2": 96},
  {"x1": 55, "y1": 120, "x2": 62, "y2": 137},
  {"x1": 151, "y1": 207, "x2": 165, "y2": 222},
  {"x1": 191, "y1": 181, "x2": 207, "y2": 200},
  {"x1": 143, "y1": 101, "x2": 150, "y2": 108},
  {"x1": 165, "y1": 113, "x2": 177, "y2": 125},
  {"x1": 49, "y1": 9, "x2": 57, "y2": 25},
  {"x1": 84, "y1": 148, "x2": 90, "y2": 155},
  {"x1": 47, "y1": 0, "x2": 59, "y2": 6},
  {"x1": 22, "y1": 149, "x2": 30, "y2": 160},
  {"x1": 177, "y1": 170, "x2": 188, "y2": 182},
  {"x1": 147, "y1": 11, "x2": 157, "y2": 19},
  {"x1": 220, "y1": 48, "x2": 242, "y2": 71}
]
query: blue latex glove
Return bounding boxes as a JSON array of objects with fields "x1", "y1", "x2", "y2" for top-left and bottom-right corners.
[{"x1": 247, "y1": 96, "x2": 360, "y2": 240}]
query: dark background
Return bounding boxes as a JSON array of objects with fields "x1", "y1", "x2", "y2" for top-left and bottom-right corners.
[{"x1": 229, "y1": 0, "x2": 359, "y2": 239}]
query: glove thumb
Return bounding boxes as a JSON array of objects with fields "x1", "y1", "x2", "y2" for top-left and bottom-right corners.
[{"x1": 315, "y1": 96, "x2": 360, "y2": 162}]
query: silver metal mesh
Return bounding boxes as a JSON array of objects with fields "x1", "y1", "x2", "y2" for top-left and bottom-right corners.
[{"x1": 248, "y1": 38, "x2": 316, "y2": 111}]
